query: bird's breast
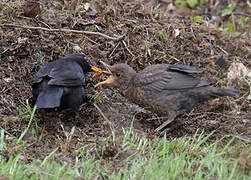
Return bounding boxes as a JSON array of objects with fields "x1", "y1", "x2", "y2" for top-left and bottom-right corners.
[{"x1": 123, "y1": 87, "x2": 182, "y2": 116}]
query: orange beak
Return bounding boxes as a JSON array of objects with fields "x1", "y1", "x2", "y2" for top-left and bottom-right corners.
[
  {"x1": 90, "y1": 65, "x2": 103, "y2": 74},
  {"x1": 90, "y1": 65, "x2": 112, "y2": 75}
]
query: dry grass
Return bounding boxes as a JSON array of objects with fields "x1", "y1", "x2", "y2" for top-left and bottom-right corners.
[{"x1": 0, "y1": 0, "x2": 250, "y2": 170}]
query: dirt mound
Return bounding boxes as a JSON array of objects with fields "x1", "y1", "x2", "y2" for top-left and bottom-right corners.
[{"x1": 0, "y1": 0, "x2": 250, "y2": 162}]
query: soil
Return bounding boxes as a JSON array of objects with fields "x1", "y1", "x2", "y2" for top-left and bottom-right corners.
[{"x1": 0, "y1": 0, "x2": 250, "y2": 165}]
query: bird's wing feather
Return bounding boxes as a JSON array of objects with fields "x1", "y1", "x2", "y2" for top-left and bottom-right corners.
[
  {"x1": 35, "y1": 81, "x2": 64, "y2": 109},
  {"x1": 135, "y1": 65, "x2": 211, "y2": 92},
  {"x1": 32, "y1": 63, "x2": 54, "y2": 84},
  {"x1": 33, "y1": 60, "x2": 85, "y2": 86},
  {"x1": 48, "y1": 66, "x2": 85, "y2": 86},
  {"x1": 167, "y1": 64, "x2": 203, "y2": 73},
  {"x1": 48, "y1": 61, "x2": 85, "y2": 86}
]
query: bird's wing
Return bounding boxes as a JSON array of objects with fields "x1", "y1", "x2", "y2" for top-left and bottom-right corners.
[
  {"x1": 167, "y1": 64, "x2": 203, "y2": 73},
  {"x1": 48, "y1": 64, "x2": 86, "y2": 86},
  {"x1": 135, "y1": 65, "x2": 211, "y2": 92},
  {"x1": 33, "y1": 60, "x2": 86, "y2": 86},
  {"x1": 32, "y1": 63, "x2": 53, "y2": 84}
]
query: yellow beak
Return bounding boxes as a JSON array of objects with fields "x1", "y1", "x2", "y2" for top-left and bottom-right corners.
[{"x1": 95, "y1": 75, "x2": 114, "y2": 87}]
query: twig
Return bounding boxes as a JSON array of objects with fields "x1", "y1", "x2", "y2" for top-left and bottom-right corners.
[
  {"x1": 93, "y1": 103, "x2": 113, "y2": 127},
  {"x1": 35, "y1": 18, "x2": 51, "y2": 29},
  {"x1": 190, "y1": 26, "x2": 196, "y2": 39},
  {"x1": 0, "y1": 126, "x2": 16, "y2": 138},
  {"x1": 188, "y1": 112, "x2": 241, "y2": 119},
  {"x1": 233, "y1": 12, "x2": 251, "y2": 17},
  {"x1": 122, "y1": 40, "x2": 135, "y2": 57},
  {"x1": 18, "y1": 15, "x2": 52, "y2": 29},
  {"x1": 168, "y1": 54, "x2": 180, "y2": 62},
  {"x1": 109, "y1": 41, "x2": 121, "y2": 58},
  {"x1": 145, "y1": 117, "x2": 167, "y2": 121},
  {"x1": 217, "y1": 45, "x2": 229, "y2": 55},
  {"x1": 1, "y1": 24, "x2": 124, "y2": 41},
  {"x1": 83, "y1": 34, "x2": 100, "y2": 45}
]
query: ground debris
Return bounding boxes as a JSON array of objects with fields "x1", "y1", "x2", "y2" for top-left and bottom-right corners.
[{"x1": 0, "y1": 0, "x2": 250, "y2": 166}]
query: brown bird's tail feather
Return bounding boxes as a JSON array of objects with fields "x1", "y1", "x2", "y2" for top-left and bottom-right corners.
[{"x1": 210, "y1": 87, "x2": 239, "y2": 97}]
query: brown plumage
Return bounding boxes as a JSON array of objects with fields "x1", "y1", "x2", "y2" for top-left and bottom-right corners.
[{"x1": 96, "y1": 62, "x2": 239, "y2": 132}]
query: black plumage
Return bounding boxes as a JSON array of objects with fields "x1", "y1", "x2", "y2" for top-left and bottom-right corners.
[{"x1": 32, "y1": 53, "x2": 102, "y2": 115}]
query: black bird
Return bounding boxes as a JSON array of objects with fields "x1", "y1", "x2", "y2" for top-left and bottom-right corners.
[
  {"x1": 32, "y1": 53, "x2": 104, "y2": 115},
  {"x1": 96, "y1": 62, "x2": 239, "y2": 132}
]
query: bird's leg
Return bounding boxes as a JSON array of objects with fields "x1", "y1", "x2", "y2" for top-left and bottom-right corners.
[
  {"x1": 154, "y1": 112, "x2": 177, "y2": 132},
  {"x1": 160, "y1": 121, "x2": 182, "y2": 135},
  {"x1": 154, "y1": 118, "x2": 175, "y2": 132}
]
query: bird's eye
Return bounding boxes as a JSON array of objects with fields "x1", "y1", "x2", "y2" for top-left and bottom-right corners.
[{"x1": 115, "y1": 72, "x2": 121, "y2": 77}]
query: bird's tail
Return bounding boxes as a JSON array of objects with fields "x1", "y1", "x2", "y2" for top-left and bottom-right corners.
[
  {"x1": 188, "y1": 86, "x2": 239, "y2": 106},
  {"x1": 33, "y1": 80, "x2": 63, "y2": 109},
  {"x1": 209, "y1": 87, "x2": 239, "y2": 97}
]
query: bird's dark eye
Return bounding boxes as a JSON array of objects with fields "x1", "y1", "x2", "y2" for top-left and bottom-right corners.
[{"x1": 116, "y1": 72, "x2": 121, "y2": 77}]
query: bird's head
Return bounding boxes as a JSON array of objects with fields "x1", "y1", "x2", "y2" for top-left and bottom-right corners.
[
  {"x1": 95, "y1": 61, "x2": 136, "y2": 89},
  {"x1": 71, "y1": 54, "x2": 108, "y2": 74}
]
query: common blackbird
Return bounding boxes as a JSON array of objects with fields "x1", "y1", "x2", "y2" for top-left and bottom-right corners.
[
  {"x1": 32, "y1": 53, "x2": 105, "y2": 115},
  {"x1": 96, "y1": 62, "x2": 239, "y2": 132}
]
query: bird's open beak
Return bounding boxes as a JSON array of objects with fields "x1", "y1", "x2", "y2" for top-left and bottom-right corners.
[
  {"x1": 99, "y1": 61, "x2": 112, "y2": 73},
  {"x1": 95, "y1": 61, "x2": 114, "y2": 87},
  {"x1": 90, "y1": 65, "x2": 111, "y2": 75},
  {"x1": 95, "y1": 75, "x2": 116, "y2": 87},
  {"x1": 90, "y1": 65, "x2": 103, "y2": 74}
]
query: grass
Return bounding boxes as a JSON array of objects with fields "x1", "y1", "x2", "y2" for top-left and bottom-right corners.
[
  {"x1": 0, "y1": 112, "x2": 250, "y2": 180},
  {"x1": 0, "y1": 0, "x2": 250, "y2": 179}
]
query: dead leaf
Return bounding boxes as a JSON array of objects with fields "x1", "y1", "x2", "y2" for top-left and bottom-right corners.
[
  {"x1": 22, "y1": 1, "x2": 41, "y2": 18},
  {"x1": 3, "y1": 77, "x2": 13, "y2": 82},
  {"x1": 84, "y1": 3, "x2": 90, "y2": 11},
  {"x1": 227, "y1": 62, "x2": 251, "y2": 81},
  {"x1": 174, "y1": 29, "x2": 180, "y2": 37},
  {"x1": 18, "y1": 37, "x2": 28, "y2": 44},
  {"x1": 73, "y1": 44, "x2": 81, "y2": 52},
  {"x1": 166, "y1": 3, "x2": 176, "y2": 12}
]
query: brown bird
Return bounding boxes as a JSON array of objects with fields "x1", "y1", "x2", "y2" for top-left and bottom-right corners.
[{"x1": 96, "y1": 62, "x2": 239, "y2": 132}]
